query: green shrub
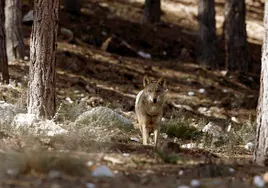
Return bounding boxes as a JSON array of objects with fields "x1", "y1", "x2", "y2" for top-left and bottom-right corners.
[{"x1": 162, "y1": 118, "x2": 202, "y2": 140}]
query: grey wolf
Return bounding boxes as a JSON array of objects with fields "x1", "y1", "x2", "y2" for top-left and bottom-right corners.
[{"x1": 135, "y1": 76, "x2": 167, "y2": 148}]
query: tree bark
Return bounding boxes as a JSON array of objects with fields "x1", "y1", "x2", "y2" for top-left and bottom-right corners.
[
  {"x1": 143, "y1": 0, "x2": 161, "y2": 24},
  {"x1": 5, "y1": 0, "x2": 24, "y2": 62},
  {"x1": 27, "y1": 0, "x2": 59, "y2": 119},
  {"x1": 64, "y1": 0, "x2": 81, "y2": 15},
  {"x1": 197, "y1": 0, "x2": 218, "y2": 69},
  {"x1": 224, "y1": 0, "x2": 248, "y2": 72},
  {"x1": 254, "y1": 2, "x2": 268, "y2": 166},
  {"x1": 0, "y1": 0, "x2": 9, "y2": 83}
]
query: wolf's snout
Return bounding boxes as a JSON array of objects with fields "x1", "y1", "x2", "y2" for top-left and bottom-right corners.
[{"x1": 153, "y1": 98, "x2": 157, "y2": 103}]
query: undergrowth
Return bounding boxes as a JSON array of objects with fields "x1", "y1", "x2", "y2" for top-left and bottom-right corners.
[
  {"x1": 0, "y1": 150, "x2": 88, "y2": 177},
  {"x1": 161, "y1": 117, "x2": 203, "y2": 141}
]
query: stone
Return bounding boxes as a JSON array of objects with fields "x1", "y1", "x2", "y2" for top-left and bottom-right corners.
[
  {"x1": 245, "y1": 142, "x2": 254, "y2": 151},
  {"x1": 253, "y1": 175, "x2": 265, "y2": 187},
  {"x1": 190, "y1": 179, "x2": 201, "y2": 187},
  {"x1": 202, "y1": 122, "x2": 223, "y2": 137},
  {"x1": 74, "y1": 106, "x2": 133, "y2": 131},
  {"x1": 91, "y1": 165, "x2": 115, "y2": 177}
]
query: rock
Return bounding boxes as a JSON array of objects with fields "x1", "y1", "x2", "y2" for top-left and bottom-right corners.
[
  {"x1": 210, "y1": 107, "x2": 228, "y2": 119},
  {"x1": 48, "y1": 170, "x2": 61, "y2": 179},
  {"x1": 137, "y1": 51, "x2": 151, "y2": 59},
  {"x1": 161, "y1": 133, "x2": 168, "y2": 139},
  {"x1": 65, "y1": 97, "x2": 73, "y2": 104},
  {"x1": 6, "y1": 168, "x2": 19, "y2": 177},
  {"x1": 23, "y1": 10, "x2": 33, "y2": 23},
  {"x1": 198, "y1": 88, "x2": 206, "y2": 94},
  {"x1": 190, "y1": 179, "x2": 201, "y2": 187},
  {"x1": 73, "y1": 107, "x2": 133, "y2": 142},
  {"x1": 181, "y1": 143, "x2": 203, "y2": 149},
  {"x1": 197, "y1": 107, "x2": 208, "y2": 115},
  {"x1": 24, "y1": 56, "x2": 29, "y2": 61},
  {"x1": 146, "y1": 169, "x2": 154, "y2": 174},
  {"x1": 130, "y1": 137, "x2": 140, "y2": 142},
  {"x1": 202, "y1": 122, "x2": 223, "y2": 137},
  {"x1": 178, "y1": 170, "x2": 184, "y2": 176},
  {"x1": 74, "y1": 106, "x2": 133, "y2": 131},
  {"x1": 86, "y1": 161, "x2": 94, "y2": 167},
  {"x1": 101, "y1": 31, "x2": 107, "y2": 36},
  {"x1": 222, "y1": 89, "x2": 228, "y2": 93},
  {"x1": 177, "y1": 185, "x2": 190, "y2": 188},
  {"x1": 86, "y1": 183, "x2": 96, "y2": 188},
  {"x1": 198, "y1": 106, "x2": 228, "y2": 119},
  {"x1": 226, "y1": 124, "x2": 232, "y2": 132},
  {"x1": 87, "y1": 96, "x2": 104, "y2": 106},
  {"x1": 122, "y1": 153, "x2": 130, "y2": 157},
  {"x1": 220, "y1": 70, "x2": 228, "y2": 76},
  {"x1": 231, "y1": 116, "x2": 241, "y2": 124},
  {"x1": 99, "y1": 2, "x2": 109, "y2": 7},
  {"x1": 229, "y1": 168, "x2": 235, "y2": 173},
  {"x1": 172, "y1": 102, "x2": 194, "y2": 112},
  {"x1": 0, "y1": 102, "x2": 17, "y2": 125},
  {"x1": 253, "y1": 175, "x2": 265, "y2": 187},
  {"x1": 12, "y1": 114, "x2": 67, "y2": 136},
  {"x1": 187, "y1": 91, "x2": 195, "y2": 96},
  {"x1": 103, "y1": 156, "x2": 124, "y2": 164},
  {"x1": 91, "y1": 165, "x2": 115, "y2": 177},
  {"x1": 245, "y1": 142, "x2": 254, "y2": 151}
]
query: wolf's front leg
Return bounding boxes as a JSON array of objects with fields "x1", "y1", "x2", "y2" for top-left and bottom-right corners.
[
  {"x1": 142, "y1": 124, "x2": 149, "y2": 145},
  {"x1": 154, "y1": 127, "x2": 160, "y2": 149}
]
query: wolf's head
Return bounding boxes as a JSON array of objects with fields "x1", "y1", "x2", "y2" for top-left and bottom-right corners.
[{"x1": 142, "y1": 76, "x2": 168, "y2": 106}]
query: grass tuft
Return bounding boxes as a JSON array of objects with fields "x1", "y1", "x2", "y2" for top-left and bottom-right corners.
[{"x1": 162, "y1": 117, "x2": 202, "y2": 141}]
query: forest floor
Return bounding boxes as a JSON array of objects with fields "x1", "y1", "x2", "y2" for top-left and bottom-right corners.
[{"x1": 0, "y1": 0, "x2": 267, "y2": 187}]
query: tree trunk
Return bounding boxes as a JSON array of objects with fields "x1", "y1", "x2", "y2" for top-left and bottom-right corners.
[
  {"x1": 254, "y1": 2, "x2": 268, "y2": 166},
  {"x1": 64, "y1": 0, "x2": 81, "y2": 15},
  {"x1": 0, "y1": 0, "x2": 9, "y2": 83},
  {"x1": 27, "y1": 0, "x2": 59, "y2": 119},
  {"x1": 224, "y1": 0, "x2": 247, "y2": 72},
  {"x1": 5, "y1": 0, "x2": 24, "y2": 62},
  {"x1": 143, "y1": 0, "x2": 161, "y2": 24},
  {"x1": 197, "y1": 0, "x2": 218, "y2": 69}
]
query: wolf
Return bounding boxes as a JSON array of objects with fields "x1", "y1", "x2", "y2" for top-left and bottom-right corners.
[{"x1": 135, "y1": 76, "x2": 168, "y2": 148}]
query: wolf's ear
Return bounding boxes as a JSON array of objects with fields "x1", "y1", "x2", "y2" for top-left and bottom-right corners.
[
  {"x1": 143, "y1": 76, "x2": 151, "y2": 87},
  {"x1": 157, "y1": 77, "x2": 166, "y2": 87}
]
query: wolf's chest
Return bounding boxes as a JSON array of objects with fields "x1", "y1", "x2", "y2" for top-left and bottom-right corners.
[{"x1": 147, "y1": 120, "x2": 155, "y2": 133}]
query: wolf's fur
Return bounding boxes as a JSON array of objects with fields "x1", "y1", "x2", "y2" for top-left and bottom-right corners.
[{"x1": 135, "y1": 76, "x2": 167, "y2": 148}]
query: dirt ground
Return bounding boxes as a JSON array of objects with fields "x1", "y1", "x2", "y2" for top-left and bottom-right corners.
[{"x1": 0, "y1": 0, "x2": 267, "y2": 187}]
